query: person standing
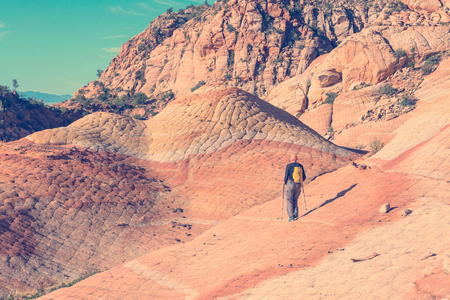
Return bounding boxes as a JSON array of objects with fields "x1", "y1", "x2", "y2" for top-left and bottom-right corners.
[{"x1": 284, "y1": 154, "x2": 306, "y2": 221}]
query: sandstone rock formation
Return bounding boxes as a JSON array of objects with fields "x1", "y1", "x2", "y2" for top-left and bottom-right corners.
[
  {"x1": 73, "y1": 0, "x2": 418, "y2": 105},
  {"x1": 1, "y1": 0, "x2": 449, "y2": 298},
  {"x1": 267, "y1": 25, "x2": 450, "y2": 116},
  {"x1": 28, "y1": 86, "x2": 356, "y2": 217},
  {"x1": 34, "y1": 46, "x2": 449, "y2": 299},
  {"x1": 1, "y1": 86, "x2": 357, "y2": 296},
  {"x1": 0, "y1": 141, "x2": 186, "y2": 296}
]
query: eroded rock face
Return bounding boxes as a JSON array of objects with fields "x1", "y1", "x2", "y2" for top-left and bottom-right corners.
[
  {"x1": 267, "y1": 25, "x2": 450, "y2": 116},
  {"x1": 74, "y1": 0, "x2": 401, "y2": 104},
  {"x1": 2, "y1": 86, "x2": 358, "y2": 296}
]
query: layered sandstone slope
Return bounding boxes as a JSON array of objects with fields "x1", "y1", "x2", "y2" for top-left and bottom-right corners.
[
  {"x1": 38, "y1": 51, "x2": 449, "y2": 300},
  {"x1": 0, "y1": 141, "x2": 196, "y2": 297},
  {"x1": 31, "y1": 87, "x2": 350, "y2": 161},
  {"x1": 0, "y1": 86, "x2": 358, "y2": 296},
  {"x1": 370, "y1": 58, "x2": 450, "y2": 181},
  {"x1": 38, "y1": 74, "x2": 449, "y2": 299},
  {"x1": 29, "y1": 86, "x2": 356, "y2": 218}
]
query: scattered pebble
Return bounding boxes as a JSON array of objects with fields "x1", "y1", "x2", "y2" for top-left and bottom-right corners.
[{"x1": 402, "y1": 209, "x2": 412, "y2": 217}]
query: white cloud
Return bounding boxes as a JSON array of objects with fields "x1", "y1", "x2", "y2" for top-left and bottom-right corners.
[
  {"x1": 137, "y1": 3, "x2": 155, "y2": 10},
  {"x1": 109, "y1": 6, "x2": 144, "y2": 16},
  {"x1": 0, "y1": 20, "x2": 5, "y2": 28},
  {"x1": 102, "y1": 35, "x2": 128, "y2": 39},
  {"x1": 149, "y1": 0, "x2": 184, "y2": 6},
  {"x1": 0, "y1": 31, "x2": 8, "y2": 41},
  {"x1": 103, "y1": 47, "x2": 121, "y2": 53}
]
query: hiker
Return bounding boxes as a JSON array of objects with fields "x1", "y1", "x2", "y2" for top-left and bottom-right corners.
[{"x1": 284, "y1": 154, "x2": 306, "y2": 221}]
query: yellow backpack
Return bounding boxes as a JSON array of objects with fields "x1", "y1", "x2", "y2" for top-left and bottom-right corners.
[{"x1": 292, "y1": 165, "x2": 303, "y2": 184}]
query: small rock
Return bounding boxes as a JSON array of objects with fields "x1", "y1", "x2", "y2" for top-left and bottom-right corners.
[
  {"x1": 379, "y1": 203, "x2": 391, "y2": 213},
  {"x1": 358, "y1": 164, "x2": 367, "y2": 170},
  {"x1": 443, "y1": 254, "x2": 450, "y2": 275},
  {"x1": 402, "y1": 208, "x2": 412, "y2": 217},
  {"x1": 385, "y1": 113, "x2": 396, "y2": 121}
]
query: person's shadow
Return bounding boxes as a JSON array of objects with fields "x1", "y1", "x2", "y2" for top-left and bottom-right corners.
[{"x1": 299, "y1": 183, "x2": 358, "y2": 218}]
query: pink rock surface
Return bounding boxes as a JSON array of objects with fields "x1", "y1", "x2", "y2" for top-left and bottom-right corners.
[{"x1": 34, "y1": 61, "x2": 450, "y2": 299}]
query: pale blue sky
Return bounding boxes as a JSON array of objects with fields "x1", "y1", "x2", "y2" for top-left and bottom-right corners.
[{"x1": 0, "y1": 0, "x2": 204, "y2": 95}]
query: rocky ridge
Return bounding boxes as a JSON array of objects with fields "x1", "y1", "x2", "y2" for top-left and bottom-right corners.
[
  {"x1": 72, "y1": 0, "x2": 450, "y2": 107},
  {"x1": 0, "y1": 88, "x2": 83, "y2": 142}
]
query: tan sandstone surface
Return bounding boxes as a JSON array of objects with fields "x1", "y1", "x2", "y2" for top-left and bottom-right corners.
[
  {"x1": 1, "y1": 86, "x2": 357, "y2": 296},
  {"x1": 30, "y1": 59, "x2": 450, "y2": 299},
  {"x1": 1, "y1": 0, "x2": 449, "y2": 297},
  {"x1": 28, "y1": 87, "x2": 356, "y2": 218}
]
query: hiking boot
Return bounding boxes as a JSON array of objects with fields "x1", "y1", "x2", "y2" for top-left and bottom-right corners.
[{"x1": 288, "y1": 216, "x2": 295, "y2": 222}]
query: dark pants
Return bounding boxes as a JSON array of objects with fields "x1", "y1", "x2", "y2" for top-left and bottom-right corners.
[{"x1": 285, "y1": 180, "x2": 301, "y2": 218}]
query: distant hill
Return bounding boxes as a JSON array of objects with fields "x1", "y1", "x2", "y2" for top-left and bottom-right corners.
[
  {"x1": 22, "y1": 91, "x2": 72, "y2": 104},
  {"x1": 0, "y1": 88, "x2": 84, "y2": 142}
]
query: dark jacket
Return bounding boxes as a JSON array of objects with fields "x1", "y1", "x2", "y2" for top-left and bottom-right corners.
[{"x1": 284, "y1": 162, "x2": 306, "y2": 185}]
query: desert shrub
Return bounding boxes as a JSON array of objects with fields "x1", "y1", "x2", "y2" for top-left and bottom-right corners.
[
  {"x1": 96, "y1": 69, "x2": 103, "y2": 78},
  {"x1": 191, "y1": 80, "x2": 206, "y2": 92},
  {"x1": 324, "y1": 92, "x2": 338, "y2": 104},
  {"x1": 275, "y1": 56, "x2": 284, "y2": 64},
  {"x1": 327, "y1": 126, "x2": 334, "y2": 133},
  {"x1": 135, "y1": 66, "x2": 146, "y2": 82},
  {"x1": 93, "y1": 80, "x2": 104, "y2": 88},
  {"x1": 369, "y1": 139, "x2": 384, "y2": 155},
  {"x1": 226, "y1": 23, "x2": 236, "y2": 32},
  {"x1": 394, "y1": 49, "x2": 406, "y2": 59},
  {"x1": 223, "y1": 73, "x2": 232, "y2": 80},
  {"x1": 421, "y1": 54, "x2": 441, "y2": 75},
  {"x1": 162, "y1": 90, "x2": 175, "y2": 101},
  {"x1": 132, "y1": 92, "x2": 148, "y2": 105},
  {"x1": 399, "y1": 94, "x2": 417, "y2": 107},
  {"x1": 97, "y1": 92, "x2": 109, "y2": 101},
  {"x1": 227, "y1": 51, "x2": 234, "y2": 67},
  {"x1": 386, "y1": 0, "x2": 407, "y2": 14},
  {"x1": 378, "y1": 84, "x2": 398, "y2": 95},
  {"x1": 73, "y1": 94, "x2": 88, "y2": 105}
]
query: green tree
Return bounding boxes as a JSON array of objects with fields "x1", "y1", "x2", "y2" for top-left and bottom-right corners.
[
  {"x1": 96, "y1": 69, "x2": 103, "y2": 78},
  {"x1": 191, "y1": 80, "x2": 206, "y2": 92},
  {"x1": 324, "y1": 92, "x2": 338, "y2": 104},
  {"x1": 12, "y1": 79, "x2": 19, "y2": 91}
]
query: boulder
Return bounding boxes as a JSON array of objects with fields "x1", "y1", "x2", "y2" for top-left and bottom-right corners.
[{"x1": 379, "y1": 202, "x2": 391, "y2": 213}]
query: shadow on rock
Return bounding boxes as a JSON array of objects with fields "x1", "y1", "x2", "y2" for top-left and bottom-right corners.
[{"x1": 300, "y1": 184, "x2": 358, "y2": 218}]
